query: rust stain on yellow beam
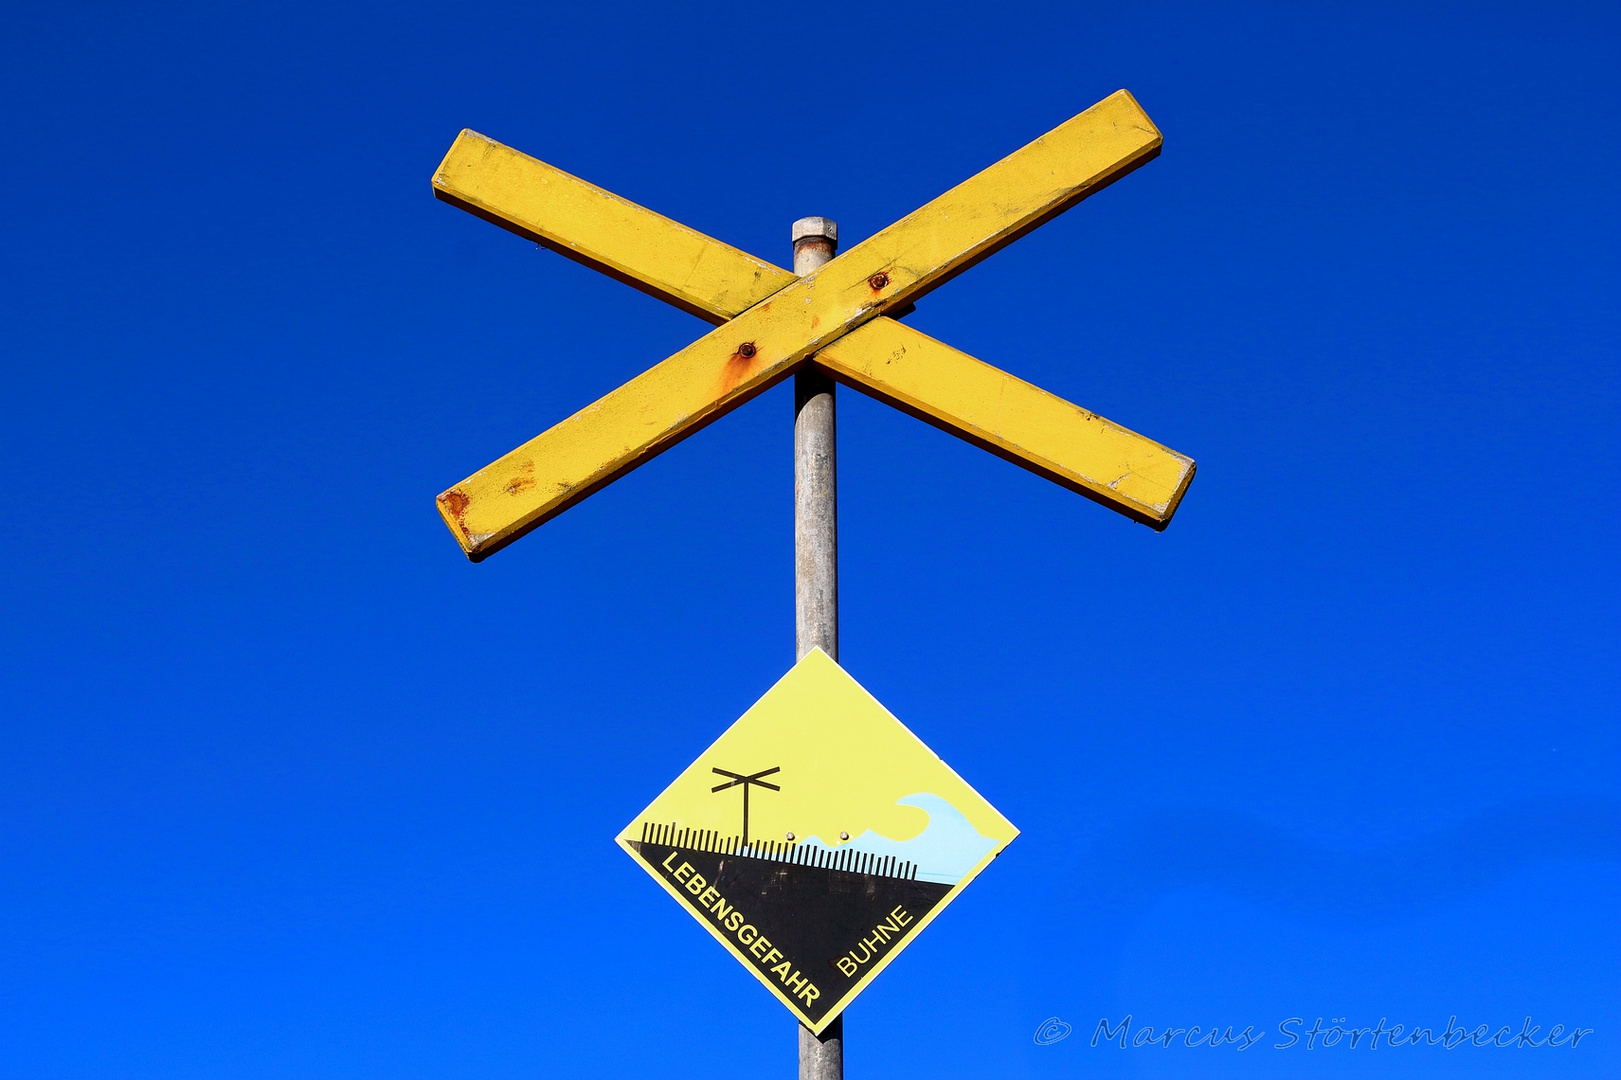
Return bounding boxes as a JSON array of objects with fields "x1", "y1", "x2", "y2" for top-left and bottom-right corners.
[{"x1": 437, "y1": 91, "x2": 1168, "y2": 559}]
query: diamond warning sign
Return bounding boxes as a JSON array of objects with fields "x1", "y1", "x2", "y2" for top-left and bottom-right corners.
[{"x1": 617, "y1": 649, "x2": 1017, "y2": 1032}]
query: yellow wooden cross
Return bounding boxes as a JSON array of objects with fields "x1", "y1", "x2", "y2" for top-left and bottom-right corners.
[{"x1": 433, "y1": 90, "x2": 1195, "y2": 560}]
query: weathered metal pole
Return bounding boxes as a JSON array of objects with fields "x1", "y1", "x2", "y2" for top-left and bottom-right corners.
[
  {"x1": 792, "y1": 215, "x2": 842, "y2": 1080},
  {"x1": 793, "y1": 215, "x2": 839, "y2": 666}
]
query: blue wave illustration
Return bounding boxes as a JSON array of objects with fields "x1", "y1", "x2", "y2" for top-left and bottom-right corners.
[{"x1": 796, "y1": 793, "x2": 999, "y2": 885}]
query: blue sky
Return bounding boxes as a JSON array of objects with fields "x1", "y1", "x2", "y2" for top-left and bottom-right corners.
[{"x1": 1, "y1": 1, "x2": 1616, "y2": 1077}]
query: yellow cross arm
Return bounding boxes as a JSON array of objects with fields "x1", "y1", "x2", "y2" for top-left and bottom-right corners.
[
  {"x1": 818, "y1": 320, "x2": 1194, "y2": 527},
  {"x1": 438, "y1": 91, "x2": 1170, "y2": 559},
  {"x1": 433, "y1": 115, "x2": 1191, "y2": 530},
  {"x1": 432, "y1": 131, "x2": 797, "y2": 323}
]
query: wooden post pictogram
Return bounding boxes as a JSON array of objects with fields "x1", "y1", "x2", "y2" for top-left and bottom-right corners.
[{"x1": 710, "y1": 766, "x2": 780, "y2": 848}]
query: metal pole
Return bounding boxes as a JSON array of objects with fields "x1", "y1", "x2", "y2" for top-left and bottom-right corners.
[{"x1": 792, "y1": 215, "x2": 842, "y2": 1080}]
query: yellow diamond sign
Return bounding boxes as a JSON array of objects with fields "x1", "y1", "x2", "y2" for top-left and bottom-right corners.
[{"x1": 617, "y1": 649, "x2": 1018, "y2": 1032}]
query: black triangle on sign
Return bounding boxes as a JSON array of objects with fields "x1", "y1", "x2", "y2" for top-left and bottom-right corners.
[{"x1": 630, "y1": 833, "x2": 952, "y2": 1027}]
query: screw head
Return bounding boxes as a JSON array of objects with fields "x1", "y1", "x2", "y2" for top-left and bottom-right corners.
[
  {"x1": 785, "y1": 831, "x2": 795, "y2": 841},
  {"x1": 868, "y1": 271, "x2": 890, "y2": 290},
  {"x1": 839, "y1": 831, "x2": 850, "y2": 841},
  {"x1": 738, "y1": 341, "x2": 757, "y2": 358}
]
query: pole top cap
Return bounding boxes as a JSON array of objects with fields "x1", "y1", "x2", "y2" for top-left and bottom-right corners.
[{"x1": 791, "y1": 216, "x2": 837, "y2": 245}]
